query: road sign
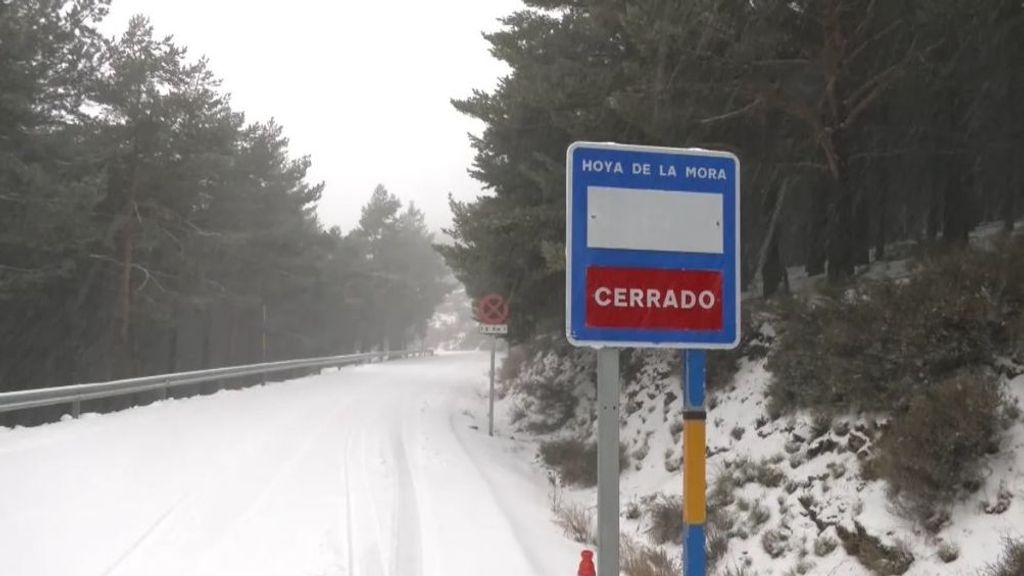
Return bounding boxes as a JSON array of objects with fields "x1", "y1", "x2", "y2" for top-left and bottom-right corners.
[
  {"x1": 566, "y1": 142, "x2": 740, "y2": 349},
  {"x1": 476, "y1": 294, "x2": 509, "y2": 438},
  {"x1": 477, "y1": 294, "x2": 509, "y2": 325}
]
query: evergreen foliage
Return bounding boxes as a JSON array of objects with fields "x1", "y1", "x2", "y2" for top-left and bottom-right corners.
[
  {"x1": 0, "y1": 2, "x2": 448, "y2": 395},
  {"x1": 443, "y1": 0, "x2": 1024, "y2": 342}
]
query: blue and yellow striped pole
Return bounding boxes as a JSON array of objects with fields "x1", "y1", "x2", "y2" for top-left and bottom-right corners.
[{"x1": 682, "y1": 350, "x2": 707, "y2": 575}]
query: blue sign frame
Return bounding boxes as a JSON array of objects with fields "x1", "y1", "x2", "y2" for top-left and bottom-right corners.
[{"x1": 565, "y1": 142, "x2": 741, "y2": 349}]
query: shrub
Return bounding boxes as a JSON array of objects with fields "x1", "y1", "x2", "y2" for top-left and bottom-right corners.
[
  {"x1": 937, "y1": 541, "x2": 959, "y2": 563},
  {"x1": 539, "y1": 438, "x2": 628, "y2": 487},
  {"x1": 872, "y1": 372, "x2": 1008, "y2": 521},
  {"x1": 645, "y1": 495, "x2": 683, "y2": 544},
  {"x1": 553, "y1": 502, "x2": 594, "y2": 544},
  {"x1": 983, "y1": 538, "x2": 1024, "y2": 576},
  {"x1": 706, "y1": 308, "x2": 762, "y2": 391},
  {"x1": 499, "y1": 344, "x2": 531, "y2": 383},
  {"x1": 732, "y1": 456, "x2": 787, "y2": 488},
  {"x1": 762, "y1": 527, "x2": 790, "y2": 558},
  {"x1": 767, "y1": 240, "x2": 1024, "y2": 414},
  {"x1": 706, "y1": 506, "x2": 734, "y2": 571},
  {"x1": 815, "y1": 535, "x2": 838, "y2": 557},
  {"x1": 512, "y1": 348, "x2": 590, "y2": 434},
  {"x1": 748, "y1": 500, "x2": 771, "y2": 529}
]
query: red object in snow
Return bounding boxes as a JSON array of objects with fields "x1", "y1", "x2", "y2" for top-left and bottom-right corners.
[{"x1": 578, "y1": 549, "x2": 596, "y2": 576}]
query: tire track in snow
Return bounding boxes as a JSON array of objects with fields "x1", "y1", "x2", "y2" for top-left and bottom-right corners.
[
  {"x1": 101, "y1": 496, "x2": 186, "y2": 576},
  {"x1": 346, "y1": 401, "x2": 396, "y2": 576},
  {"x1": 187, "y1": 400, "x2": 351, "y2": 575},
  {"x1": 343, "y1": 429, "x2": 356, "y2": 576},
  {"x1": 392, "y1": 415, "x2": 422, "y2": 576},
  {"x1": 444, "y1": 409, "x2": 549, "y2": 576}
]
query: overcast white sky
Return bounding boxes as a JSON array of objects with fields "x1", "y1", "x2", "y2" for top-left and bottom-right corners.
[{"x1": 100, "y1": 0, "x2": 522, "y2": 234}]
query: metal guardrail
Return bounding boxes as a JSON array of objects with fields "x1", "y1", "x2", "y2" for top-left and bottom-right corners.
[{"x1": 0, "y1": 349, "x2": 434, "y2": 417}]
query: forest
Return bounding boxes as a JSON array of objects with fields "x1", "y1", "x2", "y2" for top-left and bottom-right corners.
[
  {"x1": 0, "y1": 0, "x2": 448, "y2": 392},
  {"x1": 440, "y1": 0, "x2": 1024, "y2": 342}
]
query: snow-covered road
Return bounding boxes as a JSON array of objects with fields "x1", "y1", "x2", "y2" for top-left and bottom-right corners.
[{"x1": 0, "y1": 353, "x2": 580, "y2": 576}]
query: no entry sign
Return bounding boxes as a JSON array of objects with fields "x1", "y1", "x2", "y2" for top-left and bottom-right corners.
[
  {"x1": 477, "y1": 294, "x2": 509, "y2": 325},
  {"x1": 566, "y1": 142, "x2": 740, "y2": 349}
]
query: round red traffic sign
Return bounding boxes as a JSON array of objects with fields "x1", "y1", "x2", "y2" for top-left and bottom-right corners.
[{"x1": 477, "y1": 294, "x2": 509, "y2": 325}]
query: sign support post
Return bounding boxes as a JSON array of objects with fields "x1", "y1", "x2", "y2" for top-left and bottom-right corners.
[
  {"x1": 488, "y1": 335, "x2": 497, "y2": 436},
  {"x1": 596, "y1": 348, "x2": 620, "y2": 576},
  {"x1": 476, "y1": 293, "x2": 509, "y2": 438},
  {"x1": 682, "y1": 350, "x2": 707, "y2": 575}
]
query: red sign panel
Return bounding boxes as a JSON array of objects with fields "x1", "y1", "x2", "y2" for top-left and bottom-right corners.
[
  {"x1": 584, "y1": 267, "x2": 722, "y2": 331},
  {"x1": 477, "y1": 294, "x2": 509, "y2": 325}
]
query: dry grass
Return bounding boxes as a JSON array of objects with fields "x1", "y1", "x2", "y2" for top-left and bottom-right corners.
[
  {"x1": 621, "y1": 536, "x2": 680, "y2": 576},
  {"x1": 553, "y1": 502, "x2": 595, "y2": 545},
  {"x1": 982, "y1": 538, "x2": 1024, "y2": 576},
  {"x1": 644, "y1": 495, "x2": 683, "y2": 544}
]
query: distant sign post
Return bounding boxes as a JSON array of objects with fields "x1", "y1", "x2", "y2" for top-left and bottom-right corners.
[
  {"x1": 566, "y1": 142, "x2": 740, "y2": 576},
  {"x1": 477, "y1": 293, "x2": 509, "y2": 437}
]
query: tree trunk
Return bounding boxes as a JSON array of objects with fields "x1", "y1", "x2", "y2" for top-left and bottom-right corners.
[
  {"x1": 826, "y1": 128, "x2": 855, "y2": 281},
  {"x1": 200, "y1": 308, "x2": 213, "y2": 370},
  {"x1": 1002, "y1": 173, "x2": 1017, "y2": 232},
  {"x1": 875, "y1": 180, "x2": 888, "y2": 261},
  {"x1": 111, "y1": 208, "x2": 136, "y2": 380},
  {"x1": 806, "y1": 183, "x2": 827, "y2": 276},
  {"x1": 167, "y1": 306, "x2": 179, "y2": 374},
  {"x1": 853, "y1": 186, "x2": 871, "y2": 266},
  {"x1": 926, "y1": 166, "x2": 940, "y2": 241},
  {"x1": 942, "y1": 154, "x2": 970, "y2": 246},
  {"x1": 759, "y1": 176, "x2": 787, "y2": 298}
]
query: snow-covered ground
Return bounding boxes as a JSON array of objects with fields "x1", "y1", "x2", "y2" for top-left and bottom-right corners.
[
  {"x1": 0, "y1": 353, "x2": 580, "y2": 576},
  {"x1": 503, "y1": 339, "x2": 1024, "y2": 576}
]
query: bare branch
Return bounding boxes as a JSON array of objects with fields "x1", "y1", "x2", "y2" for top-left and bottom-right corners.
[
  {"x1": 844, "y1": 62, "x2": 901, "y2": 113},
  {"x1": 846, "y1": 19, "x2": 902, "y2": 66},
  {"x1": 181, "y1": 220, "x2": 222, "y2": 237},
  {"x1": 852, "y1": 0, "x2": 879, "y2": 42},
  {"x1": 155, "y1": 223, "x2": 184, "y2": 255},
  {"x1": 697, "y1": 98, "x2": 763, "y2": 124},
  {"x1": 844, "y1": 68, "x2": 906, "y2": 129},
  {"x1": 88, "y1": 254, "x2": 171, "y2": 294},
  {"x1": 760, "y1": 83, "x2": 825, "y2": 136},
  {"x1": 751, "y1": 59, "x2": 815, "y2": 68},
  {"x1": 0, "y1": 264, "x2": 46, "y2": 273}
]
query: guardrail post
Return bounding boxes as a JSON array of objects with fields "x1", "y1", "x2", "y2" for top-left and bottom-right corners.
[
  {"x1": 71, "y1": 400, "x2": 81, "y2": 419},
  {"x1": 159, "y1": 378, "x2": 169, "y2": 401}
]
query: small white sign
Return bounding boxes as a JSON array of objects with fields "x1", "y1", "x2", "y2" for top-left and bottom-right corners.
[
  {"x1": 479, "y1": 324, "x2": 508, "y2": 335},
  {"x1": 587, "y1": 186, "x2": 724, "y2": 254}
]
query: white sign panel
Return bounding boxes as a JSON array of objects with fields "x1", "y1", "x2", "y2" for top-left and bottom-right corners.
[{"x1": 587, "y1": 187, "x2": 724, "y2": 254}]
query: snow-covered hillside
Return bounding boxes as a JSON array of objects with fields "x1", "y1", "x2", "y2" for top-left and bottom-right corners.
[{"x1": 498, "y1": 329, "x2": 1024, "y2": 576}]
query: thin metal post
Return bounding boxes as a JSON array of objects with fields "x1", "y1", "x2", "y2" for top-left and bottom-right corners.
[
  {"x1": 597, "y1": 348, "x2": 620, "y2": 576},
  {"x1": 261, "y1": 303, "x2": 268, "y2": 385},
  {"x1": 488, "y1": 335, "x2": 496, "y2": 436},
  {"x1": 71, "y1": 400, "x2": 81, "y2": 419},
  {"x1": 683, "y1": 350, "x2": 707, "y2": 576}
]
